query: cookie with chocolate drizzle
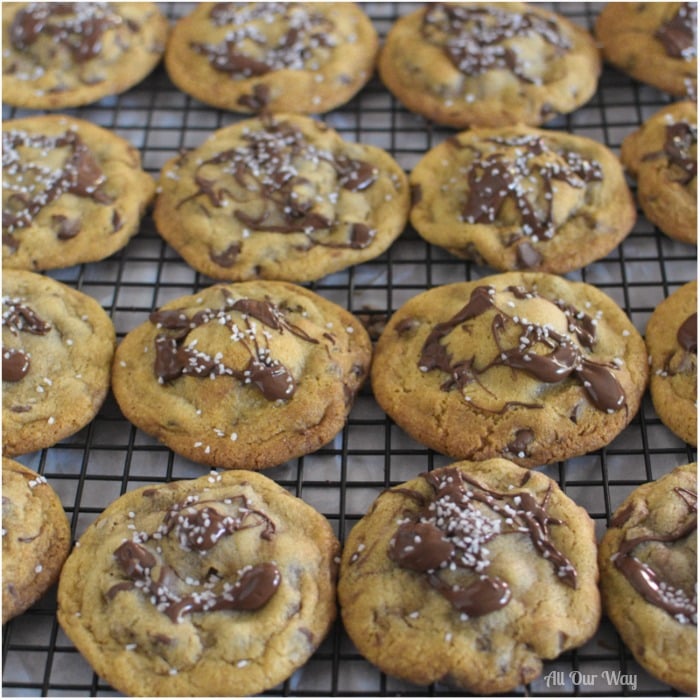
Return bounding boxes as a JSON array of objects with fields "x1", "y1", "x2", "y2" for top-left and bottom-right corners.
[
  {"x1": 2, "y1": 2, "x2": 167, "y2": 109},
  {"x1": 378, "y1": 3, "x2": 601, "y2": 129},
  {"x1": 112, "y1": 280, "x2": 371, "y2": 470},
  {"x1": 2, "y1": 270, "x2": 116, "y2": 456},
  {"x1": 57, "y1": 469, "x2": 340, "y2": 695},
  {"x1": 153, "y1": 113, "x2": 409, "y2": 282},
  {"x1": 165, "y1": 2, "x2": 378, "y2": 114},
  {"x1": 3, "y1": 115, "x2": 155, "y2": 272},
  {"x1": 409, "y1": 125, "x2": 636, "y2": 273},
  {"x1": 621, "y1": 101, "x2": 697, "y2": 245},
  {"x1": 599, "y1": 462, "x2": 697, "y2": 695},
  {"x1": 645, "y1": 280, "x2": 697, "y2": 445},
  {"x1": 371, "y1": 272, "x2": 649, "y2": 467},
  {"x1": 595, "y1": 3, "x2": 697, "y2": 99},
  {"x1": 2, "y1": 457, "x2": 72, "y2": 623},
  {"x1": 338, "y1": 458, "x2": 600, "y2": 693}
]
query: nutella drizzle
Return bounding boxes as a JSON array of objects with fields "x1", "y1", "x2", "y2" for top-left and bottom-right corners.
[
  {"x1": 417, "y1": 284, "x2": 627, "y2": 414},
  {"x1": 150, "y1": 292, "x2": 319, "y2": 402},
  {"x1": 458, "y1": 134, "x2": 603, "y2": 245},
  {"x1": 2, "y1": 296, "x2": 52, "y2": 383},
  {"x1": 178, "y1": 118, "x2": 378, "y2": 257},
  {"x1": 3, "y1": 128, "x2": 110, "y2": 239},
  {"x1": 421, "y1": 4, "x2": 572, "y2": 84},
  {"x1": 387, "y1": 467, "x2": 577, "y2": 617},
  {"x1": 191, "y1": 3, "x2": 337, "y2": 79},
  {"x1": 110, "y1": 491, "x2": 280, "y2": 623},
  {"x1": 612, "y1": 486, "x2": 697, "y2": 625}
]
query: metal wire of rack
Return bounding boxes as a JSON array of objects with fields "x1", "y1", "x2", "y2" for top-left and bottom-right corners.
[{"x1": 2, "y1": 2, "x2": 697, "y2": 696}]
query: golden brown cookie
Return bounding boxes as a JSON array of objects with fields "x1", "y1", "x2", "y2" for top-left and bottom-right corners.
[
  {"x1": 2, "y1": 2, "x2": 168, "y2": 109},
  {"x1": 2, "y1": 457, "x2": 72, "y2": 623},
  {"x1": 164, "y1": 2, "x2": 378, "y2": 114},
  {"x1": 409, "y1": 125, "x2": 636, "y2": 273},
  {"x1": 621, "y1": 101, "x2": 697, "y2": 245},
  {"x1": 57, "y1": 469, "x2": 340, "y2": 696},
  {"x1": 378, "y1": 3, "x2": 601, "y2": 129},
  {"x1": 598, "y1": 463, "x2": 697, "y2": 695},
  {"x1": 153, "y1": 113, "x2": 409, "y2": 283},
  {"x1": 371, "y1": 272, "x2": 649, "y2": 467},
  {"x1": 338, "y1": 458, "x2": 601, "y2": 694},
  {"x1": 645, "y1": 280, "x2": 697, "y2": 445},
  {"x1": 595, "y1": 2, "x2": 697, "y2": 99},
  {"x1": 3, "y1": 270, "x2": 116, "y2": 457},
  {"x1": 112, "y1": 280, "x2": 372, "y2": 470},
  {"x1": 3, "y1": 115, "x2": 156, "y2": 272}
]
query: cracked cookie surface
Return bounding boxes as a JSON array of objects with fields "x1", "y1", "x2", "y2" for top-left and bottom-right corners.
[
  {"x1": 2, "y1": 2, "x2": 167, "y2": 109},
  {"x1": 595, "y1": 2, "x2": 697, "y2": 99},
  {"x1": 154, "y1": 113, "x2": 408, "y2": 283},
  {"x1": 165, "y1": 2, "x2": 377, "y2": 114},
  {"x1": 378, "y1": 2, "x2": 601, "y2": 129},
  {"x1": 3, "y1": 115, "x2": 155, "y2": 272},
  {"x1": 2, "y1": 270, "x2": 116, "y2": 456},
  {"x1": 371, "y1": 272, "x2": 648, "y2": 467},
  {"x1": 409, "y1": 125, "x2": 636, "y2": 273},
  {"x1": 645, "y1": 280, "x2": 697, "y2": 445},
  {"x1": 112, "y1": 280, "x2": 371, "y2": 470},
  {"x1": 338, "y1": 458, "x2": 600, "y2": 694},
  {"x1": 598, "y1": 462, "x2": 697, "y2": 695},
  {"x1": 2, "y1": 457, "x2": 72, "y2": 623},
  {"x1": 57, "y1": 469, "x2": 340, "y2": 696},
  {"x1": 620, "y1": 101, "x2": 697, "y2": 245}
]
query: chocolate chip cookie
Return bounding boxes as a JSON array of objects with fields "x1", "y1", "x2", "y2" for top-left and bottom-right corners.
[
  {"x1": 338, "y1": 458, "x2": 601, "y2": 693},
  {"x1": 409, "y1": 125, "x2": 636, "y2": 273},
  {"x1": 595, "y1": 2, "x2": 697, "y2": 99},
  {"x1": 645, "y1": 280, "x2": 697, "y2": 445},
  {"x1": 378, "y1": 3, "x2": 601, "y2": 129},
  {"x1": 620, "y1": 101, "x2": 697, "y2": 245},
  {"x1": 3, "y1": 115, "x2": 156, "y2": 272},
  {"x1": 2, "y1": 2, "x2": 168, "y2": 109},
  {"x1": 153, "y1": 113, "x2": 409, "y2": 283},
  {"x1": 3, "y1": 270, "x2": 116, "y2": 456},
  {"x1": 598, "y1": 462, "x2": 697, "y2": 695},
  {"x1": 57, "y1": 469, "x2": 340, "y2": 696},
  {"x1": 3, "y1": 457, "x2": 72, "y2": 623},
  {"x1": 112, "y1": 280, "x2": 372, "y2": 470},
  {"x1": 165, "y1": 2, "x2": 378, "y2": 114},
  {"x1": 371, "y1": 272, "x2": 649, "y2": 467}
]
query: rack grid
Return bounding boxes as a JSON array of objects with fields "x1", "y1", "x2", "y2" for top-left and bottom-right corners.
[{"x1": 2, "y1": 2, "x2": 697, "y2": 697}]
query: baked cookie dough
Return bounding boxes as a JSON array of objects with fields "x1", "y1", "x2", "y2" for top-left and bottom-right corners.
[
  {"x1": 154, "y1": 114, "x2": 409, "y2": 283},
  {"x1": 165, "y1": 2, "x2": 378, "y2": 114},
  {"x1": 3, "y1": 270, "x2": 116, "y2": 457},
  {"x1": 378, "y1": 3, "x2": 601, "y2": 129},
  {"x1": 2, "y1": 457, "x2": 72, "y2": 623},
  {"x1": 599, "y1": 462, "x2": 697, "y2": 695},
  {"x1": 645, "y1": 280, "x2": 697, "y2": 445},
  {"x1": 621, "y1": 101, "x2": 697, "y2": 245},
  {"x1": 371, "y1": 272, "x2": 649, "y2": 467},
  {"x1": 57, "y1": 469, "x2": 340, "y2": 696},
  {"x1": 595, "y1": 2, "x2": 697, "y2": 99},
  {"x1": 2, "y1": 2, "x2": 168, "y2": 109},
  {"x1": 338, "y1": 458, "x2": 601, "y2": 693},
  {"x1": 3, "y1": 115, "x2": 156, "y2": 272},
  {"x1": 410, "y1": 125, "x2": 636, "y2": 273},
  {"x1": 112, "y1": 280, "x2": 372, "y2": 470}
]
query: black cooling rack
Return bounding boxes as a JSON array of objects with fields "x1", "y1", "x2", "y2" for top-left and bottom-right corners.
[{"x1": 2, "y1": 2, "x2": 697, "y2": 696}]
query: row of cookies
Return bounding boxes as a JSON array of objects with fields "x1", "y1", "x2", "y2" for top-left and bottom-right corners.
[
  {"x1": 3, "y1": 454, "x2": 695, "y2": 695},
  {"x1": 3, "y1": 269, "x2": 696, "y2": 465},
  {"x1": 2, "y1": 3, "x2": 696, "y2": 116},
  {"x1": 3, "y1": 101, "x2": 696, "y2": 281}
]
